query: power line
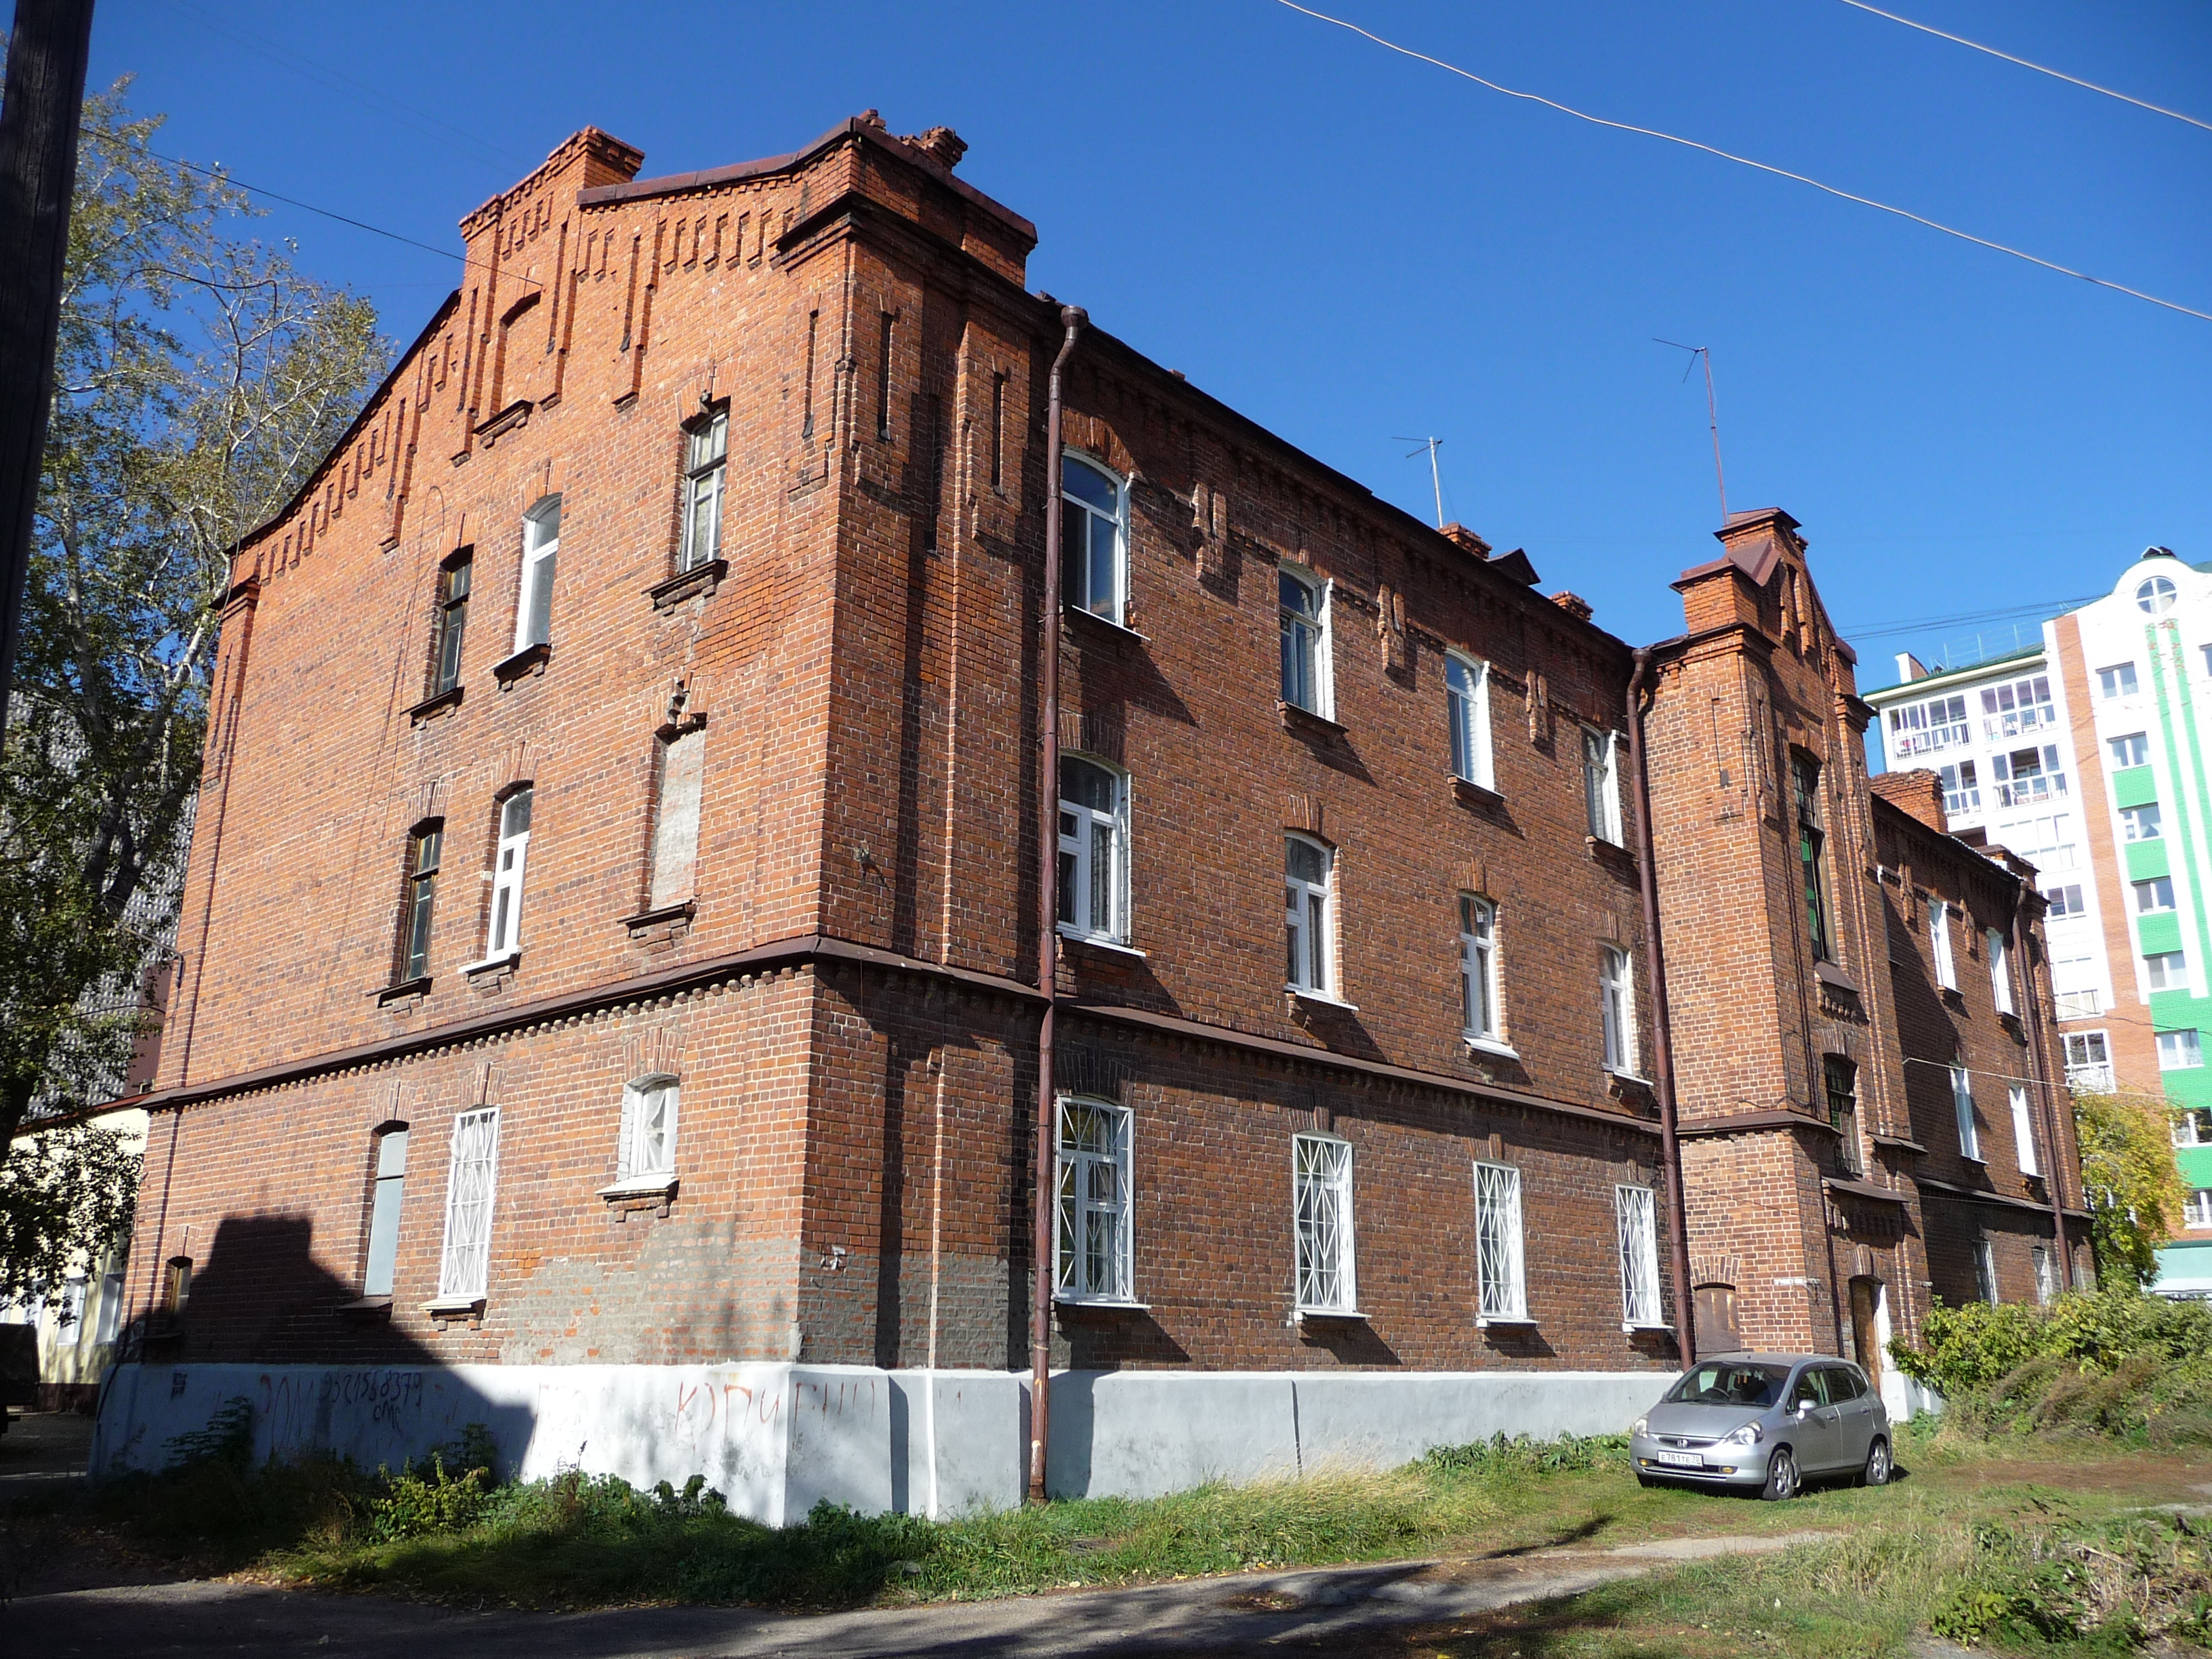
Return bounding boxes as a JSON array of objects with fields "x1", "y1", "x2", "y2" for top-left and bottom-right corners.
[
  {"x1": 1271, "y1": 1, "x2": 2212, "y2": 326},
  {"x1": 147, "y1": 148, "x2": 536, "y2": 290},
  {"x1": 1835, "y1": 0, "x2": 2212, "y2": 135},
  {"x1": 1837, "y1": 592, "x2": 2102, "y2": 642}
]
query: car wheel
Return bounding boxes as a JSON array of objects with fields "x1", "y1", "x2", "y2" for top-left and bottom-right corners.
[
  {"x1": 1860, "y1": 1436, "x2": 1891, "y2": 1488},
  {"x1": 1761, "y1": 1446, "x2": 1799, "y2": 1501}
]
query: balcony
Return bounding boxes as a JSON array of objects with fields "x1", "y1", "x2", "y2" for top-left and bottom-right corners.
[
  {"x1": 1985, "y1": 705, "x2": 2057, "y2": 741},
  {"x1": 1996, "y1": 773, "x2": 2068, "y2": 808},
  {"x1": 2066, "y1": 1063, "x2": 2115, "y2": 1094},
  {"x1": 1891, "y1": 722, "x2": 1971, "y2": 758},
  {"x1": 2055, "y1": 990, "x2": 2103, "y2": 1021},
  {"x1": 1942, "y1": 787, "x2": 1982, "y2": 815}
]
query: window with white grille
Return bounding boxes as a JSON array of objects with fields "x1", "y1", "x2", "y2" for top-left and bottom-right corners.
[
  {"x1": 1951, "y1": 1065, "x2": 1982, "y2": 1159},
  {"x1": 1056, "y1": 1098, "x2": 1133, "y2": 1304},
  {"x1": 618, "y1": 1076, "x2": 678, "y2": 1182},
  {"x1": 1446, "y1": 653, "x2": 1493, "y2": 790},
  {"x1": 1600, "y1": 946, "x2": 1636, "y2": 1074},
  {"x1": 1614, "y1": 1184, "x2": 1663, "y2": 1328},
  {"x1": 1459, "y1": 895, "x2": 1500, "y2": 1043},
  {"x1": 436, "y1": 1107, "x2": 500, "y2": 1303},
  {"x1": 1931, "y1": 901, "x2": 1958, "y2": 990},
  {"x1": 1285, "y1": 836, "x2": 1334, "y2": 996},
  {"x1": 1582, "y1": 727, "x2": 1623, "y2": 844},
  {"x1": 1473, "y1": 1160, "x2": 1525, "y2": 1322},
  {"x1": 485, "y1": 788, "x2": 532, "y2": 959},
  {"x1": 2007, "y1": 1084, "x2": 2039, "y2": 1177},
  {"x1": 514, "y1": 497, "x2": 560, "y2": 651},
  {"x1": 1293, "y1": 1134, "x2": 1355, "y2": 1313}
]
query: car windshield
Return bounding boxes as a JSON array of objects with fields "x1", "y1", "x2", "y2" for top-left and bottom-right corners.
[{"x1": 1663, "y1": 1361, "x2": 1791, "y2": 1408}]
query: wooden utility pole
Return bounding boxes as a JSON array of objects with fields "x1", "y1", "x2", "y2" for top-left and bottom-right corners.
[{"x1": 0, "y1": 0, "x2": 97, "y2": 735}]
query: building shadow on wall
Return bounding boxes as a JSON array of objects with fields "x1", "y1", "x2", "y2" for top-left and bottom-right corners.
[{"x1": 117, "y1": 1214, "x2": 533, "y2": 1476}]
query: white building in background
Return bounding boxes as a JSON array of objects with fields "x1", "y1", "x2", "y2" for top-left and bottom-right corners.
[{"x1": 1866, "y1": 643, "x2": 2117, "y2": 1089}]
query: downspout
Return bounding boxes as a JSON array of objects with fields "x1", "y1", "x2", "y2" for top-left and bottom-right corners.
[
  {"x1": 2012, "y1": 882, "x2": 2072, "y2": 1284},
  {"x1": 1029, "y1": 304, "x2": 1085, "y2": 1505},
  {"x1": 1628, "y1": 647, "x2": 1696, "y2": 1365}
]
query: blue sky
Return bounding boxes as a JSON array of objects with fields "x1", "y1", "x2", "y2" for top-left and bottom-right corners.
[{"x1": 93, "y1": 1, "x2": 2210, "y2": 690}]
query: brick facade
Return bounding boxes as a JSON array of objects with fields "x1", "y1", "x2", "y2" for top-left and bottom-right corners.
[{"x1": 117, "y1": 117, "x2": 2087, "y2": 1478}]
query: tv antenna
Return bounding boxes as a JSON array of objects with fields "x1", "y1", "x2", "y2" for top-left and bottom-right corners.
[
  {"x1": 1393, "y1": 436, "x2": 1446, "y2": 528},
  {"x1": 1654, "y1": 340, "x2": 1728, "y2": 522}
]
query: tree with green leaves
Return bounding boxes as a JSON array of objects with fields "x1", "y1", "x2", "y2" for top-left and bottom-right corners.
[
  {"x1": 2074, "y1": 1090, "x2": 2190, "y2": 1290},
  {"x1": 1, "y1": 67, "x2": 386, "y2": 1307}
]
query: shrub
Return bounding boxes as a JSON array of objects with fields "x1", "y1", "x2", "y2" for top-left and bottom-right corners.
[{"x1": 1421, "y1": 1431, "x2": 1629, "y2": 1477}]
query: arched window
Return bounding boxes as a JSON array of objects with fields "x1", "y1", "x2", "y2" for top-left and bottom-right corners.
[
  {"x1": 1061, "y1": 455, "x2": 1126, "y2": 623},
  {"x1": 514, "y1": 496, "x2": 561, "y2": 651},
  {"x1": 1057, "y1": 756, "x2": 1128, "y2": 943},
  {"x1": 1600, "y1": 946, "x2": 1636, "y2": 1075}
]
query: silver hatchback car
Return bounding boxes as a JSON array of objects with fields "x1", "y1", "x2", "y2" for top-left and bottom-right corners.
[{"x1": 1629, "y1": 1352, "x2": 1891, "y2": 1500}]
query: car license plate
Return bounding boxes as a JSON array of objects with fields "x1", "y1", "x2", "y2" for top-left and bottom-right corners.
[{"x1": 1653, "y1": 1451, "x2": 1704, "y2": 1467}]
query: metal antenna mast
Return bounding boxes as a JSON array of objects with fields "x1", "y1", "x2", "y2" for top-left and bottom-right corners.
[
  {"x1": 1393, "y1": 436, "x2": 1446, "y2": 528},
  {"x1": 1654, "y1": 340, "x2": 1727, "y2": 523}
]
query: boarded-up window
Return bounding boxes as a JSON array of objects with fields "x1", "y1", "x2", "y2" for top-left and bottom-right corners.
[
  {"x1": 649, "y1": 729, "x2": 704, "y2": 909},
  {"x1": 1694, "y1": 1284, "x2": 1741, "y2": 1353}
]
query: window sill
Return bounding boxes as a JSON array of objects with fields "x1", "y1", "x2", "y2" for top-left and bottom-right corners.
[
  {"x1": 1277, "y1": 699, "x2": 1345, "y2": 738},
  {"x1": 459, "y1": 951, "x2": 520, "y2": 984},
  {"x1": 598, "y1": 1175, "x2": 679, "y2": 1200},
  {"x1": 1063, "y1": 605, "x2": 1149, "y2": 644},
  {"x1": 1606, "y1": 1067, "x2": 1654, "y2": 1086},
  {"x1": 1060, "y1": 928, "x2": 1145, "y2": 958},
  {"x1": 649, "y1": 557, "x2": 728, "y2": 612},
  {"x1": 1054, "y1": 1296, "x2": 1150, "y2": 1313},
  {"x1": 492, "y1": 641, "x2": 551, "y2": 684},
  {"x1": 1814, "y1": 960, "x2": 1860, "y2": 995},
  {"x1": 1475, "y1": 1315, "x2": 1535, "y2": 1330},
  {"x1": 1293, "y1": 1307, "x2": 1368, "y2": 1325},
  {"x1": 372, "y1": 976, "x2": 432, "y2": 1009},
  {"x1": 1622, "y1": 1322, "x2": 1673, "y2": 1334},
  {"x1": 1287, "y1": 985, "x2": 1359, "y2": 1012},
  {"x1": 1585, "y1": 834, "x2": 1636, "y2": 865},
  {"x1": 337, "y1": 1296, "x2": 393, "y2": 1321},
  {"x1": 474, "y1": 398, "x2": 532, "y2": 447},
  {"x1": 624, "y1": 900, "x2": 696, "y2": 945},
  {"x1": 1465, "y1": 1036, "x2": 1519, "y2": 1060},
  {"x1": 1450, "y1": 776, "x2": 1504, "y2": 810},
  {"x1": 1870, "y1": 1133, "x2": 1927, "y2": 1153},
  {"x1": 424, "y1": 1296, "x2": 485, "y2": 1317},
  {"x1": 406, "y1": 684, "x2": 464, "y2": 725}
]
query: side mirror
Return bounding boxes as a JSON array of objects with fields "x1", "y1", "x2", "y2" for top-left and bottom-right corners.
[{"x1": 1795, "y1": 1400, "x2": 1814, "y2": 1417}]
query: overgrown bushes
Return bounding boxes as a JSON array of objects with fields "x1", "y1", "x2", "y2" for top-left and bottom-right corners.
[
  {"x1": 1889, "y1": 1287, "x2": 2212, "y2": 1443},
  {"x1": 1930, "y1": 1513, "x2": 2212, "y2": 1651}
]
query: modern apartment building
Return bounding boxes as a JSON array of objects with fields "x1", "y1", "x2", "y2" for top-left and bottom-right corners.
[
  {"x1": 1868, "y1": 548, "x2": 2212, "y2": 1298},
  {"x1": 91, "y1": 117, "x2": 2084, "y2": 1515}
]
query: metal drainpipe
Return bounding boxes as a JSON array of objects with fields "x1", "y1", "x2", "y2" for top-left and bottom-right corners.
[
  {"x1": 1029, "y1": 304, "x2": 1085, "y2": 1506},
  {"x1": 1627, "y1": 647, "x2": 1697, "y2": 1365},
  {"x1": 2013, "y1": 884, "x2": 2072, "y2": 1284}
]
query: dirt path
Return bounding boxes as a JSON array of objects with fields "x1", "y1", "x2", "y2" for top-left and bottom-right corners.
[{"x1": 9, "y1": 1530, "x2": 1840, "y2": 1658}]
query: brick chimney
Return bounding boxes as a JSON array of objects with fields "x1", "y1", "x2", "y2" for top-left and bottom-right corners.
[
  {"x1": 1870, "y1": 769, "x2": 1947, "y2": 834},
  {"x1": 1438, "y1": 522, "x2": 1490, "y2": 558},
  {"x1": 1549, "y1": 591, "x2": 1594, "y2": 623}
]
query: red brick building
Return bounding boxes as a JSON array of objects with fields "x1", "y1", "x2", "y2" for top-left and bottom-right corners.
[{"x1": 95, "y1": 117, "x2": 2085, "y2": 1513}]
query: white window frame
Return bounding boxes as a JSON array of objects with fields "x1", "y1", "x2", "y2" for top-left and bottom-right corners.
[
  {"x1": 2136, "y1": 575, "x2": 2177, "y2": 614},
  {"x1": 680, "y1": 408, "x2": 728, "y2": 573},
  {"x1": 1615, "y1": 1183, "x2": 1664, "y2": 1330},
  {"x1": 363, "y1": 1126, "x2": 409, "y2": 1297},
  {"x1": 2186, "y1": 1189, "x2": 2212, "y2": 1229},
  {"x1": 1582, "y1": 726, "x2": 1623, "y2": 844},
  {"x1": 2175, "y1": 1108, "x2": 2212, "y2": 1147},
  {"x1": 434, "y1": 1107, "x2": 500, "y2": 1305},
  {"x1": 1973, "y1": 1237, "x2": 1999, "y2": 1303},
  {"x1": 1600, "y1": 945, "x2": 1638, "y2": 1076},
  {"x1": 2032, "y1": 1242, "x2": 2055, "y2": 1306},
  {"x1": 2007, "y1": 1084, "x2": 2040, "y2": 1177},
  {"x1": 1987, "y1": 928, "x2": 2014, "y2": 1017},
  {"x1": 1061, "y1": 452, "x2": 1128, "y2": 626},
  {"x1": 514, "y1": 495, "x2": 561, "y2": 651},
  {"x1": 2135, "y1": 876, "x2": 2176, "y2": 914},
  {"x1": 2158, "y1": 1029, "x2": 2204, "y2": 1070},
  {"x1": 1459, "y1": 894, "x2": 1502, "y2": 1046},
  {"x1": 1278, "y1": 565, "x2": 1332, "y2": 718},
  {"x1": 2098, "y1": 662, "x2": 2139, "y2": 699},
  {"x1": 94, "y1": 1271, "x2": 124, "y2": 1345},
  {"x1": 483, "y1": 788, "x2": 532, "y2": 960},
  {"x1": 1931, "y1": 900, "x2": 1958, "y2": 991},
  {"x1": 2109, "y1": 732, "x2": 2150, "y2": 769},
  {"x1": 1057, "y1": 755, "x2": 1130, "y2": 945},
  {"x1": 617, "y1": 1074, "x2": 680, "y2": 1183},
  {"x1": 1473, "y1": 1160, "x2": 1528, "y2": 1323},
  {"x1": 2122, "y1": 804, "x2": 2163, "y2": 842},
  {"x1": 1054, "y1": 1096, "x2": 1134, "y2": 1305},
  {"x1": 2148, "y1": 951, "x2": 2190, "y2": 993},
  {"x1": 1951, "y1": 1065, "x2": 1982, "y2": 1161},
  {"x1": 2064, "y1": 1030, "x2": 2114, "y2": 1093},
  {"x1": 1284, "y1": 834, "x2": 1335, "y2": 998},
  {"x1": 1446, "y1": 652, "x2": 1494, "y2": 790},
  {"x1": 1292, "y1": 1133, "x2": 1356, "y2": 1315}
]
